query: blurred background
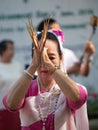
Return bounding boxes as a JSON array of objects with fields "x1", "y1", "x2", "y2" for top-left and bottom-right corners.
[{"x1": 0, "y1": 0, "x2": 98, "y2": 129}]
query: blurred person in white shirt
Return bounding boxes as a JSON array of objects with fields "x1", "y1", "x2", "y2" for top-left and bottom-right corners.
[
  {"x1": 37, "y1": 18, "x2": 95, "y2": 77},
  {"x1": 0, "y1": 39, "x2": 22, "y2": 130}
]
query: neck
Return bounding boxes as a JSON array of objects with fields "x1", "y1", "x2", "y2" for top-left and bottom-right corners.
[
  {"x1": 38, "y1": 77, "x2": 55, "y2": 91},
  {"x1": 1, "y1": 57, "x2": 11, "y2": 63}
]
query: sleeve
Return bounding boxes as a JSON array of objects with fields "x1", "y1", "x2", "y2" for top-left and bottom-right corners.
[
  {"x1": 3, "y1": 95, "x2": 25, "y2": 112},
  {"x1": 2, "y1": 80, "x2": 34, "y2": 112},
  {"x1": 67, "y1": 84, "x2": 88, "y2": 110}
]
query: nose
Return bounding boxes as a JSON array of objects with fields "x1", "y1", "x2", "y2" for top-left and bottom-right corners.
[{"x1": 40, "y1": 63, "x2": 46, "y2": 70}]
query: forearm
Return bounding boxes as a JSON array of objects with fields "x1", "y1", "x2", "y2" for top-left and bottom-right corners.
[
  {"x1": 52, "y1": 69, "x2": 80, "y2": 102},
  {"x1": 80, "y1": 58, "x2": 91, "y2": 76},
  {"x1": 6, "y1": 65, "x2": 36, "y2": 110},
  {"x1": 67, "y1": 67, "x2": 74, "y2": 75}
]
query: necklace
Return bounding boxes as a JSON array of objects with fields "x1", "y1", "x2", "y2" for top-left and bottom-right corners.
[{"x1": 37, "y1": 78, "x2": 60, "y2": 130}]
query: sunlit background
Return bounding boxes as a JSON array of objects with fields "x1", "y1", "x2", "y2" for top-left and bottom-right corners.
[{"x1": 0, "y1": 0, "x2": 98, "y2": 129}]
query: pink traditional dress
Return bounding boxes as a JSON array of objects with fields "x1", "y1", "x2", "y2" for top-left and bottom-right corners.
[
  {"x1": 3, "y1": 78, "x2": 88, "y2": 130},
  {"x1": 3, "y1": 30, "x2": 89, "y2": 130}
]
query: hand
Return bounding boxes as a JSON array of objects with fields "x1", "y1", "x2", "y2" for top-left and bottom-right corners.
[
  {"x1": 31, "y1": 48, "x2": 41, "y2": 68},
  {"x1": 27, "y1": 18, "x2": 51, "y2": 69},
  {"x1": 41, "y1": 47, "x2": 55, "y2": 73},
  {"x1": 84, "y1": 41, "x2": 96, "y2": 58}
]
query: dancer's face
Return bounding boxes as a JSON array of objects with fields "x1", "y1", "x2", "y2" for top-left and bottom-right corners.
[{"x1": 37, "y1": 39, "x2": 62, "y2": 79}]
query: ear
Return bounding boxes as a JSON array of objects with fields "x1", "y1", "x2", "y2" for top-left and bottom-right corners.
[
  {"x1": 59, "y1": 58, "x2": 62, "y2": 65},
  {"x1": 60, "y1": 53, "x2": 63, "y2": 61}
]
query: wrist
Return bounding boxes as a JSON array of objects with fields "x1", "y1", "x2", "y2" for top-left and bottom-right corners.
[
  {"x1": 85, "y1": 55, "x2": 93, "y2": 62},
  {"x1": 49, "y1": 65, "x2": 60, "y2": 75},
  {"x1": 27, "y1": 64, "x2": 37, "y2": 74},
  {"x1": 30, "y1": 63, "x2": 38, "y2": 69},
  {"x1": 67, "y1": 67, "x2": 75, "y2": 74},
  {"x1": 24, "y1": 70, "x2": 34, "y2": 79},
  {"x1": 85, "y1": 53, "x2": 92, "y2": 59}
]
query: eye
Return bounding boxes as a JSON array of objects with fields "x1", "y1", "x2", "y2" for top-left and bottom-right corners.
[{"x1": 49, "y1": 56, "x2": 55, "y2": 60}]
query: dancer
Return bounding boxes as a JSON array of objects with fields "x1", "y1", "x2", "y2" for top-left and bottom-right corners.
[
  {"x1": 37, "y1": 18, "x2": 92, "y2": 130},
  {"x1": 3, "y1": 23, "x2": 87, "y2": 130}
]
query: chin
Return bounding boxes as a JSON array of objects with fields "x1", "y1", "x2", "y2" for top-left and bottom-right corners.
[{"x1": 40, "y1": 73, "x2": 51, "y2": 79}]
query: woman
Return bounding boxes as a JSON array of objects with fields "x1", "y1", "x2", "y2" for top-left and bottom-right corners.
[
  {"x1": 37, "y1": 19, "x2": 91, "y2": 130},
  {"x1": 3, "y1": 32, "x2": 87, "y2": 130},
  {"x1": 0, "y1": 40, "x2": 22, "y2": 130}
]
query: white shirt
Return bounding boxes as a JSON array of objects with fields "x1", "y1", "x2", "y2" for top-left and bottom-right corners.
[
  {"x1": 61, "y1": 48, "x2": 79, "y2": 81},
  {"x1": 0, "y1": 61, "x2": 23, "y2": 109},
  {"x1": 62, "y1": 48, "x2": 78, "y2": 69}
]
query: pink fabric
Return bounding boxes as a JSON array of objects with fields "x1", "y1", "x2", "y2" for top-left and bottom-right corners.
[
  {"x1": 52, "y1": 30, "x2": 65, "y2": 43},
  {"x1": 21, "y1": 113, "x2": 54, "y2": 130},
  {"x1": 67, "y1": 86, "x2": 87, "y2": 110},
  {"x1": 0, "y1": 110, "x2": 21, "y2": 130},
  {"x1": 3, "y1": 80, "x2": 87, "y2": 130},
  {"x1": 3, "y1": 95, "x2": 25, "y2": 112}
]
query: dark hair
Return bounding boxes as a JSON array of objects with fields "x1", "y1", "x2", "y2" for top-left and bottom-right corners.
[
  {"x1": 32, "y1": 32, "x2": 62, "y2": 59},
  {"x1": 0, "y1": 40, "x2": 14, "y2": 56},
  {"x1": 37, "y1": 18, "x2": 56, "y2": 32}
]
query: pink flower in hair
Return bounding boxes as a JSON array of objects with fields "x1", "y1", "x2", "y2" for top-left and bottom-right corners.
[{"x1": 52, "y1": 30, "x2": 65, "y2": 43}]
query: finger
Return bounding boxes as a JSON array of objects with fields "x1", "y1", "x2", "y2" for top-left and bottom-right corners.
[
  {"x1": 41, "y1": 50, "x2": 46, "y2": 62},
  {"x1": 27, "y1": 19, "x2": 39, "y2": 49},
  {"x1": 43, "y1": 48, "x2": 49, "y2": 60},
  {"x1": 41, "y1": 48, "x2": 48, "y2": 64},
  {"x1": 40, "y1": 18, "x2": 50, "y2": 51}
]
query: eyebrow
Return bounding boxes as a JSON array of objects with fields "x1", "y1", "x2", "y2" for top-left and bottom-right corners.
[{"x1": 48, "y1": 53, "x2": 56, "y2": 56}]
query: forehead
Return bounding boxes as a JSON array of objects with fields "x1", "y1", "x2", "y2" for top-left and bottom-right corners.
[
  {"x1": 7, "y1": 43, "x2": 13, "y2": 48},
  {"x1": 45, "y1": 39, "x2": 58, "y2": 54}
]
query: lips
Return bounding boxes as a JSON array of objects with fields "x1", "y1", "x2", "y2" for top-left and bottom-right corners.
[{"x1": 41, "y1": 70, "x2": 48, "y2": 73}]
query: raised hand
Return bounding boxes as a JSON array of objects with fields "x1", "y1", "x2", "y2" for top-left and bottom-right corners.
[
  {"x1": 27, "y1": 18, "x2": 50, "y2": 69},
  {"x1": 27, "y1": 19, "x2": 39, "y2": 49},
  {"x1": 31, "y1": 48, "x2": 41, "y2": 69},
  {"x1": 41, "y1": 47, "x2": 54, "y2": 71},
  {"x1": 40, "y1": 18, "x2": 50, "y2": 51},
  {"x1": 84, "y1": 41, "x2": 96, "y2": 58}
]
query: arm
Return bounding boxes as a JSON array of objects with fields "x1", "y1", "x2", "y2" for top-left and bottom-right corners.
[
  {"x1": 79, "y1": 55, "x2": 92, "y2": 76},
  {"x1": 67, "y1": 58, "x2": 91, "y2": 76},
  {"x1": 80, "y1": 41, "x2": 95, "y2": 76},
  {"x1": 67, "y1": 62, "x2": 81, "y2": 75},
  {"x1": 5, "y1": 48, "x2": 40, "y2": 110},
  {"x1": 67, "y1": 41, "x2": 95, "y2": 76},
  {"x1": 6, "y1": 65, "x2": 36, "y2": 110},
  {"x1": 52, "y1": 69, "x2": 80, "y2": 102},
  {"x1": 42, "y1": 48, "x2": 80, "y2": 102},
  {"x1": 67, "y1": 85, "x2": 87, "y2": 110}
]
